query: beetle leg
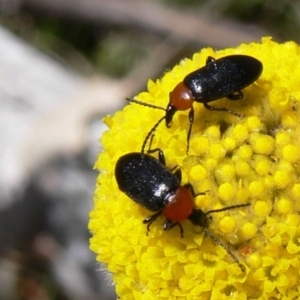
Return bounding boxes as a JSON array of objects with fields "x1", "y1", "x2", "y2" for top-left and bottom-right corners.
[
  {"x1": 143, "y1": 210, "x2": 163, "y2": 235},
  {"x1": 164, "y1": 219, "x2": 184, "y2": 238},
  {"x1": 147, "y1": 147, "x2": 166, "y2": 166},
  {"x1": 184, "y1": 183, "x2": 207, "y2": 198},
  {"x1": 169, "y1": 165, "x2": 178, "y2": 172},
  {"x1": 203, "y1": 102, "x2": 242, "y2": 117},
  {"x1": 146, "y1": 129, "x2": 166, "y2": 165},
  {"x1": 174, "y1": 168, "x2": 182, "y2": 183},
  {"x1": 227, "y1": 90, "x2": 243, "y2": 100},
  {"x1": 186, "y1": 106, "x2": 194, "y2": 154},
  {"x1": 148, "y1": 142, "x2": 179, "y2": 174},
  {"x1": 184, "y1": 183, "x2": 196, "y2": 196},
  {"x1": 206, "y1": 56, "x2": 215, "y2": 64}
]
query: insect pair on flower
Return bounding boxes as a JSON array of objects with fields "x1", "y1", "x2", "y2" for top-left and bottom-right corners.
[{"x1": 115, "y1": 54, "x2": 263, "y2": 272}]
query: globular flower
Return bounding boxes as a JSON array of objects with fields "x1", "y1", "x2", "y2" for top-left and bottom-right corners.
[{"x1": 89, "y1": 37, "x2": 300, "y2": 299}]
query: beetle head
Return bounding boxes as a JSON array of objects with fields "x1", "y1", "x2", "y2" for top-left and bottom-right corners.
[
  {"x1": 188, "y1": 208, "x2": 208, "y2": 228},
  {"x1": 165, "y1": 103, "x2": 177, "y2": 128}
]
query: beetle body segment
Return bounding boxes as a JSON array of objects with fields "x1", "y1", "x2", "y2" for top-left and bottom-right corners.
[
  {"x1": 163, "y1": 186, "x2": 194, "y2": 221},
  {"x1": 115, "y1": 152, "x2": 180, "y2": 212},
  {"x1": 165, "y1": 55, "x2": 263, "y2": 152},
  {"x1": 184, "y1": 55, "x2": 262, "y2": 102}
]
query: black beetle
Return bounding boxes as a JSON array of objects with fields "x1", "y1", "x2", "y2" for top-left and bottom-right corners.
[
  {"x1": 127, "y1": 54, "x2": 263, "y2": 153},
  {"x1": 115, "y1": 147, "x2": 250, "y2": 271}
]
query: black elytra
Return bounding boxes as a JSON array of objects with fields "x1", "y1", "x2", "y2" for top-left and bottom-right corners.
[
  {"x1": 115, "y1": 152, "x2": 179, "y2": 212},
  {"x1": 126, "y1": 54, "x2": 263, "y2": 153},
  {"x1": 115, "y1": 146, "x2": 250, "y2": 271}
]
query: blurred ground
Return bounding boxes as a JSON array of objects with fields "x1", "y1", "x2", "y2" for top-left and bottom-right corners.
[{"x1": 0, "y1": 0, "x2": 298, "y2": 299}]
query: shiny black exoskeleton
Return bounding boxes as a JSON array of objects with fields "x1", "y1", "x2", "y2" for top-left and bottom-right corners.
[
  {"x1": 127, "y1": 54, "x2": 263, "y2": 153},
  {"x1": 167, "y1": 55, "x2": 263, "y2": 122},
  {"x1": 115, "y1": 148, "x2": 250, "y2": 271},
  {"x1": 187, "y1": 55, "x2": 261, "y2": 101},
  {"x1": 115, "y1": 151, "x2": 180, "y2": 212}
]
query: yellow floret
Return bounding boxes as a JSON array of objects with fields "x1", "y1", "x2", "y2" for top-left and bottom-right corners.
[
  {"x1": 282, "y1": 144, "x2": 300, "y2": 162},
  {"x1": 232, "y1": 124, "x2": 248, "y2": 142},
  {"x1": 190, "y1": 164, "x2": 207, "y2": 181},
  {"x1": 215, "y1": 163, "x2": 236, "y2": 182},
  {"x1": 240, "y1": 222, "x2": 258, "y2": 240},
  {"x1": 209, "y1": 143, "x2": 226, "y2": 160},
  {"x1": 245, "y1": 116, "x2": 263, "y2": 131},
  {"x1": 248, "y1": 181, "x2": 264, "y2": 197},
  {"x1": 234, "y1": 145, "x2": 253, "y2": 160},
  {"x1": 248, "y1": 253, "x2": 262, "y2": 269},
  {"x1": 218, "y1": 216, "x2": 236, "y2": 234},
  {"x1": 218, "y1": 182, "x2": 235, "y2": 201},
  {"x1": 222, "y1": 137, "x2": 237, "y2": 151},
  {"x1": 291, "y1": 183, "x2": 300, "y2": 199},
  {"x1": 274, "y1": 169, "x2": 292, "y2": 188},
  {"x1": 190, "y1": 135, "x2": 209, "y2": 154},
  {"x1": 275, "y1": 197, "x2": 293, "y2": 215},
  {"x1": 235, "y1": 161, "x2": 251, "y2": 177},
  {"x1": 281, "y1": 110, "x2": 298, "y2": 128},
  {"x1": 89, "y1": 38, "x2": 300, "y2": 299},
  {"x1": 206, "y1": 125, "x2": 221, "y2": 140},
  {"x1": 250, "y1": 133, "x2": 274, "y2": 155},
  {"x1": 275, "y1": 131, "x2": 291, "y2": 147},
  {"x1": 253, "y1": 200, "x2": 272, "y2": 217},
  {"x1": 254, "y1": 158, "x2": 272, "y2": 175}
]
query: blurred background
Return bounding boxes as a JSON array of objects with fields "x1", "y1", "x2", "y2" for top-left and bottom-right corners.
[{"x1": 0, "y1": 0, "x2": 298, "y2": 299}]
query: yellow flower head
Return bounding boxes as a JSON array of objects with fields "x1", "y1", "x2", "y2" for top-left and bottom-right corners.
[{"x1": 89, "y1": 38, "x2": 300, "y2": 299}]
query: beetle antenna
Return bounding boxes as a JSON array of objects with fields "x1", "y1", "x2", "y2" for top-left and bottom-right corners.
[
  {"x1": 202, "y1": 203, "x2": 250, "y2": 271},
  {"x1": 202, "y1": 227, "x2": 245, "y2": 272},
  {"x1": 126, "y1": 98, "x2": 166, "y2": 112},
  {"x1": 205, "y1": 203, "x2": 250, "y2": 216},
  {"x1": 141, "y1": 116, "x2": 166, "y2": 154}
]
